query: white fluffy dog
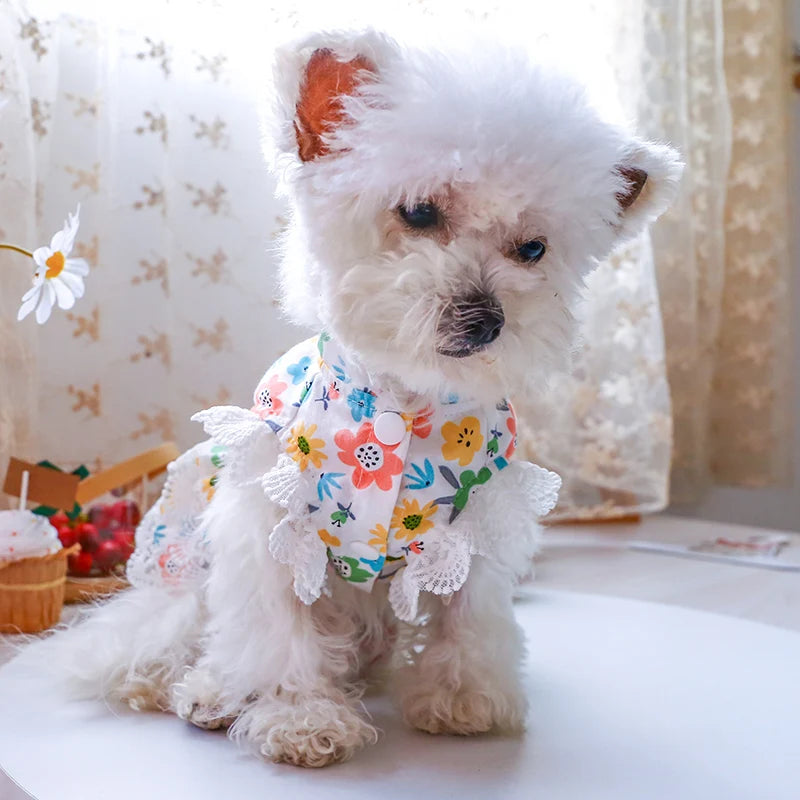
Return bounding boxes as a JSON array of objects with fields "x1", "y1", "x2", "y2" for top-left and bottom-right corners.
[{"x1": 46, "y1": 29, "x2": 681, "y2": 768}]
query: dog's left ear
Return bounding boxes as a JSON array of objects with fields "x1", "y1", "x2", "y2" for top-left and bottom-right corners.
[
  {"x1": 612, "y1": 139, "x2": 684, "y2": 240},
  {"x1": 267, "y1": 30, "x2": 399, "y2": 167}
]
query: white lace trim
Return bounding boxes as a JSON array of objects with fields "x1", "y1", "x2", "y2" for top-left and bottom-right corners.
[
  {"x1": 388, "y1": 526, "x2": 472, "y2": 622},
  {"x1": 388, "y1": 566, "x2": 419, "y2": 623},
  {"x1": 191, "y1": 406, "x2": 277, "y2": 488},
  {"x1": 262, "y1": 453, "x2": 302, "y2": 509},
  {"x1": 263, "y1": 453, "x2": 329, "y2": 604},
  {"x1": 388, "y1": 461, "x2": 561, "y2": 622}
]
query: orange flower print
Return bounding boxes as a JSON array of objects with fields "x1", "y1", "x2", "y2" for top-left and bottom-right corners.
[
  {"x1": 441, "y1": 415, "x2": 484, "y2": 466},
  {"x1": 506, "y1": 408, "x2": 517, "y2": 459},
  {"x1": 335, "y1": 422, "x2": 403, "y2": 491},
  {"x1": 158, "y1": 543, "x2": 188, "y2": 586},
  {"x1": 252, "y1": 373, "x2": 287, "y2": 418}
]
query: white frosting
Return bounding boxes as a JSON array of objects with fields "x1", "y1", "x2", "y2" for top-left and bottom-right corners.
[{"x1": 0, "y1": 510, "x2": 62, "y2": 562}]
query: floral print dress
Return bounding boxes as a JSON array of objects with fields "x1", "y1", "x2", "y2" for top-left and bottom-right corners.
[
  {"x1": 252, "y1": 335, "x2": 522, "y2": 586},
  {"x1": 130, "y1": 334, "x2": 561, "y2": 622}
]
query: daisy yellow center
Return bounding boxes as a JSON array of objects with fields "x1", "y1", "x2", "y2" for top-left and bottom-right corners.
[
  {"x1": 45, "y1": 251, "x2": 65, "y2": 279},
  {"x1": 403, "y1": 514, "x2": 423, "y2": 531},
  {"x1": 296, "y1": 435, "x2": 311, "y2": 455}
]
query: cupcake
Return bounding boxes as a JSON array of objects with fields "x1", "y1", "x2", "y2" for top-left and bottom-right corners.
[{"x1": 0, "y1": 510, "x2": 75, "y2": 633}]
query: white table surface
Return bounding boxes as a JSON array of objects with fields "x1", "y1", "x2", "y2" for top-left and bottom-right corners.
[
  {"x1": 1, "y1": 515, "x2": 798, "y2": 799},
  {"x1": 536, "y1": 515, "x2": 800, "y2": 631}
]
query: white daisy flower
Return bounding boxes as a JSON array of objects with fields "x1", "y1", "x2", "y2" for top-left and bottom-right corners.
[{"x1": 16, "y1": 206, "x2": 90, "y2": 325}]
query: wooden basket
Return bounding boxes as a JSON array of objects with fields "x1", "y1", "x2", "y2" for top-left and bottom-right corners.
[
  {"x1": 3, "y1": 442, "x2": 180, "y2": 607},
  {"x1": 64, "y1": 573, "x2": 129, "y2": 604},
  {"x1": 0, "y1": 544, "x2": 79, "y2": 634}
]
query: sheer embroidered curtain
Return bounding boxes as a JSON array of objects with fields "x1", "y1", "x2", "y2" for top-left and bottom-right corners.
[{"x1": 0, "y1": 0, "x2": 792, "y2": 516}]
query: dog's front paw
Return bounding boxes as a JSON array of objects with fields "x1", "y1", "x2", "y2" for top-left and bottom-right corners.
[
  {"x1": 232, "y1": 695, "x2": 378, "y2": 768},
  {"x1": 172, "y1": 667, "x2": 236, "y2": 730},
  {"x1": 401, "y1": 684, "x2": 526, "y2": 736},
  {"x1": 181, "y1": 701, "x2": 236, "y2": 730}
]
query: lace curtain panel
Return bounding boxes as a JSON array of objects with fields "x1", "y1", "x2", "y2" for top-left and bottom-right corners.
[
  {"x1": 0, "y1": 0, "x2": 793, "y2": 517},
  {"x1": 639, "y1": 0, "x2": 793, "y2": 501}
]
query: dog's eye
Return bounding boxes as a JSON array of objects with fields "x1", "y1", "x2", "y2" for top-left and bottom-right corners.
[
  {"x1": 515, "y1": 239, "x2": 547, "y2": 264},
  {"x1": 397, "y1": 202, "x2": 440, "y2": 230}
]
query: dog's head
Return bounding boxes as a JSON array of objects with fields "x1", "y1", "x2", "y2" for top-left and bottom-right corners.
[{"x1": 266, "y1": 30, "x2": 681, "y2": 402}]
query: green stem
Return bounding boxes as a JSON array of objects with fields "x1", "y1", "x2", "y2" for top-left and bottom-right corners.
[{"x1": 0, "y1": 243, "x2": 34, "y2": 258}]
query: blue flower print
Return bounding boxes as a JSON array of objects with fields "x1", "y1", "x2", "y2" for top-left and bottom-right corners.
[
  {"x1": 315, "y1": 384, "x2": 334, "y2": 411},
  {"x1": 317, "y1": 471, "x2": 345, "y2": 502},
  {"x1": 360, "y1": 555, "x2": 385, "y2": 573},
  {"x1": 347, "y1": 386, "x2": 376, "y2": 422},
  {"x1": 287, "y1": 356, "x2": 312, "y2": 385},
  {"x1": 332, "y1": 357, "x2": 352, "y2": 385},
  {"x1": 404, "y1": 458, "x2": 435, "y2": 490}
]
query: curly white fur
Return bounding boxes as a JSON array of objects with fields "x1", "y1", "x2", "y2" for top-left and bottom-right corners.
[{"x1": 38, "y1": 28, "x2": 681, "y2": 768}]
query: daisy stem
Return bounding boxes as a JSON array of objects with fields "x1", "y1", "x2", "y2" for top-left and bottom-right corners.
[{"x1": 0, "y1": 243, "x2": 34, "y2": 258}]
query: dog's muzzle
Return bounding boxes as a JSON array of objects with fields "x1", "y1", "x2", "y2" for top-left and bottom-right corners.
[{"x1": 436, "y1": 291, "x2": 505, "y2": 359}]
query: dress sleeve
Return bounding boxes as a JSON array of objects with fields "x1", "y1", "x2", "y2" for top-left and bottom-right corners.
[{"x1": 250, "y1": 336, "x2": 321, "y2": 431}]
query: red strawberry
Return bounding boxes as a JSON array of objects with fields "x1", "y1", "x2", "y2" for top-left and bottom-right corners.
[
  {"x1": 50, "y1": 511, "x2": 69, "y2": 528},
  {"x1": 113, "y1": 527, "x2": 135, "y2": 544},
  {"x1": 94, "y1": 539, "x2": 124, "y2": 573},
  {"x1": 113, "y1": 528, "x2": 136, "y2": 560},
  {"x1": 58, "y1": 525, "x2": 79, "y2": 549},
  {"x1": 127, "y1": 501, "x2": 142, "y2": 527},
  {"x1": 98, "y1": 520, "x2": 120, "y2": 540},
  {"x1": 109, "y1": 501, "x2": 128, "y2": 524},
  {"x1": 77, "y1": 522, "x2": 100, "y2": 553},
  {"x1": 68, "y1": 551, "x2": 94, "y2": 577},
  {"x1": 88, "y1": 506, "x2": 113, "y2": 531},
  {"x1": 110, "y1": 500, "x2": 141, "y2": 527}
]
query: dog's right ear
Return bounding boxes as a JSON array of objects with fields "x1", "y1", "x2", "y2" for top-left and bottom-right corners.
[
  {"x1": 293, "y1": 48, "x2": 375, "y2": 162},
  {"x1": 268, "y1": 30, "x2": 398, "y2": 166}
]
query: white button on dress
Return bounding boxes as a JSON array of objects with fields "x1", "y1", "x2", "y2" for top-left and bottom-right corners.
[{"x1": 373, "y1": 411, "x2": 407, "y2": 446}]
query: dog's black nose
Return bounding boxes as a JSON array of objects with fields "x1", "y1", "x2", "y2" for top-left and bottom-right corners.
[
  {"x1": 458, "y1": 293, "x2": 505, "y2": 347},
  {"x1": 436, "y1": 291, "x2": 506, "y2": 358},
  {"x1": 464, "y1": 308, "x2": 504, "y2": 346}
]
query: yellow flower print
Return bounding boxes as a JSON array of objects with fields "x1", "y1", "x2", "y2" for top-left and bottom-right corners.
[
  {"x1": 368, "y1": 524, "x2": 388, "y2": 554},
  {"x1": 441, "y1": 415, "x2": 484, "y2": 466},
  {"x1": 201, "y1": 475, "x2": 218, "y2": 502},
  {"x1": 318, "y1": 528, "x2": 341, "y2": 547},
  {"x1": 286, "y1": 422, "x2": 327, "y2": 471},
  {"x1": 391, "y1": 499, "x2": 437, "y2": 542}
]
